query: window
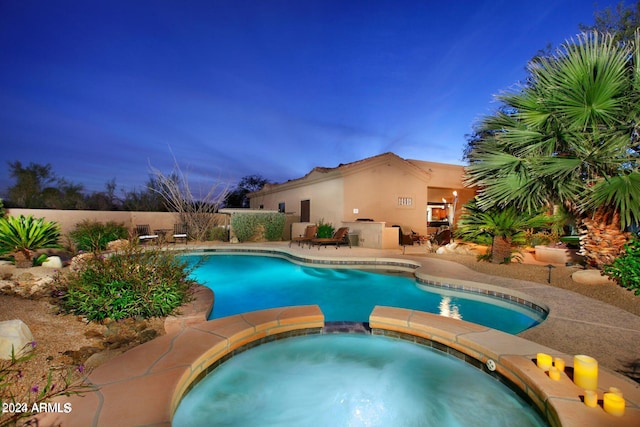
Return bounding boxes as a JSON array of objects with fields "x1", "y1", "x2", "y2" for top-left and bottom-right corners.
[
  {"x1": 397, "y1": 196, "x2": 413, "y2": 206},
  {"x1": 427, "y1": 203, "x2": 450, "y2": 226},
  {"x1": 278, "y1": 202, "x2": 285, "y2": 213}
]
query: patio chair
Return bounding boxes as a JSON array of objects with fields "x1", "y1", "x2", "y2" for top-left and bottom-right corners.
[
  {"x1": 289, "y1": 224, "x2": 317, "y2": 248},
  {"x1": 135, "y1": 224, "x2": 159, "y2": 244},
  {"x1": 397, "y1": 225, "x2": 425, "y2": 253},
  {"x1": 311, "y1": 227, "x2": 351, "y2": 250},
  {"x1": 173, "y1": 223, "x2": 188, "y2": 244},
  {"x1": 431, "y1": 228, "x2": 451, "y2": 246}
]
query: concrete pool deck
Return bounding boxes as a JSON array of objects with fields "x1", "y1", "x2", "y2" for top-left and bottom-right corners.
[{"x1": 36, "y1": 242, "x2": 640, "y2": 426}]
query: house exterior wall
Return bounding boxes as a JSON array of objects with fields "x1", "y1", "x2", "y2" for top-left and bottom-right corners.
[
  {"x1": 249, "y1": 177, "x2": 345, "y2": 228},
  {"x1": 248, "y1": 153, "x2": 477, "y2": 243},
  {"x1": 341, "y1": 163, "x2": 430, "y2": 234}
]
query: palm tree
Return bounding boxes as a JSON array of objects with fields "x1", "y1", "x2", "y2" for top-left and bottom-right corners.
[
  {"x1": 455, "y1": 199, "x2": 552, "y2": 264},
  {"x1": 465, "y1": 32, "x2": 640, "y2": 267}
]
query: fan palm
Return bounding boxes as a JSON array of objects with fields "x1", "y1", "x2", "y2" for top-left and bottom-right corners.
[{"x1": 465, "y1": 32, "x2": 640, "y2": 266}]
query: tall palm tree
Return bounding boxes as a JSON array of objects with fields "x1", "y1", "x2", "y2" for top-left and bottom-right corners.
[{"x1": 465, "y1": 32, "x2": 640, "y2": 267}]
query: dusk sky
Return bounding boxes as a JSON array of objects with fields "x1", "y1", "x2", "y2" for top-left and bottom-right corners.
[{"x1": 0, "y1": 0, "x2": 627, "y2": 197}]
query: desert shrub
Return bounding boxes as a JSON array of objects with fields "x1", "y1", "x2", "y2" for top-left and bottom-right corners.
[
  {"x1": 231, "y1": 213, "x2": 285, "y2": 242},
  {"x1": 69, "y1": 220, "x2": 128, "y2": 253},
  {"x1": 603, "y1": 238, "x2": 640, "y2": 295},
  {"x1": 55, "y1": 245, "x2": 196, "y2": 321},
  {"x1": 263, "y1": 212, "x2": 285, "y2": 241},
  {"x1": 231, "y1": 213, "x2": 260, "y2": 242},
  {"x1": 208, "y1": 226, "x2": 229, "y2": 241},
  {"x1": 316, "y1": 219, "x2": 334, "y2": 238}
]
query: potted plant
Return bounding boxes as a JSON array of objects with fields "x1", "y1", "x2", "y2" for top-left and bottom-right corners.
[{"x1": 0, "y1": 215, "x2": 61, "y2": 268}]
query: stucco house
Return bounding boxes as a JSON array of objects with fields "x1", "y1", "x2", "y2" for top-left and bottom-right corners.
[{"x1": 248, "y1": 152, "x2": 476, "y2": 248}]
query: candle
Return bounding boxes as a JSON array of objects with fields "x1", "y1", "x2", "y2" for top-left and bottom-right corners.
[
  {"x1": 608, "y1": 387, "x2": 623, "y2": 398},
  {"x1": 549, "y1": 366, "x2": 561, "y2": 380},
  {"x1": 603, "y1": 392, "x2": 625, "y2": 417},
  {"x1": 537, "y1": 353, "x2": 553, "y2": 371},
  {"x1": 573, "y1": 355, "x2": 598, "y2": 390},
  {"x1": 584, "y1": 390, "x2": 598, "y2": 408},
  {"x1": 554, "y1": 357, "x2": 565, "y2": 372}
]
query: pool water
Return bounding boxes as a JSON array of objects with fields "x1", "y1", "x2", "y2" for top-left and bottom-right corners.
[
  {"x1": 172, "y1": 334, "x2": 547, "y2": 427},
  {"x1": 184, "y1": 255, "x2": 544, "y2": 334}
]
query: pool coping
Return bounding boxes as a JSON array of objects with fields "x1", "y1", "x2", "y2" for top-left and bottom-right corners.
[
  {"x1": 36, "y1": 305, "x2": 639, "y2": 427},
  {"x1": 34, "y1": 243, "x2": 640, "y2": 427}
]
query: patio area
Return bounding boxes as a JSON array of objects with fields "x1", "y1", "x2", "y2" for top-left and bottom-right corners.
[{"x1": 35, "y1": 242, "x2": 640, "y2": 427}]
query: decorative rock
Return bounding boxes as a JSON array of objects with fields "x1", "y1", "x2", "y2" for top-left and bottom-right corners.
[
  {"x1": 0, "y1": 319, "x2": 35, "y2": 359},
  {"x1": 41, "y1": 256, "x2": 62, "y2": 269},
  {"x1": 106, "y1": 239, "x2": 129, "y2": 252},
  {"x1": 70, "y1": 253, "x2": 94, "y2": 271},
  {"x1": 571, "y1": 269, "x2": 616, "y2": 285}
]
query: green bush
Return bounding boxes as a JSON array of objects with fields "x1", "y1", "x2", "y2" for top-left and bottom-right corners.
[
  {"x1": 603, "y1": 238, "x2": 640, "y2": 295},
  {"x1": 55, "y1": 245, "x2": 196, "y2": 321},
  {"x1": 231, "y1": 213, "x2": 285, "y2": 242},
  {"x1": 69, "y1": 220, "x2": 128, "y2": 253},
  {"x1": 231, "y1": 213, "x2": 260, "y2": 242},
  {"x1": 263, "y1": 213, "x2": 285, "y2": 241},
  {"x1": 316, "y1": 219, "x2": 334, "y2": 238}
]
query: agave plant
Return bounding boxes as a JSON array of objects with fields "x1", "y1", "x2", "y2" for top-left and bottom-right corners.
[{"x1": 0, "y1": 215, "x2": 61, "y2": 267}]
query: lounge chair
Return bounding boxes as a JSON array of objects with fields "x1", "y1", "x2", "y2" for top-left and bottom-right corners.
[
  {"x1": 312, "y1": 227, "x2": 351, "y2": 249},
  {"x1": 135, "y1": 224, "x2": 159, "y2": 244},
  {"x1": 290, "y1": 224, "x2": 317, "y2": 248},
  {"x1": 173, "y1": 223, "x2": 188, "y2": 244}
]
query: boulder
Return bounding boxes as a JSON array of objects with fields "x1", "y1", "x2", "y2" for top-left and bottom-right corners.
[
  {"x1": 106, "y1": 239, "x2": 129, "y2": 252},
  {"x1": 0, "y1": 319, "x2": 34, "y2": 359},
  {"x1": 70, "y1": 253, "x2": 94, "y2": 271},
  {"x1": 571, "y1": 269, "x2": 616, "y2": 285},
  {"x1": 41, "y1": 256, "x2": 62, "y2": 269}
]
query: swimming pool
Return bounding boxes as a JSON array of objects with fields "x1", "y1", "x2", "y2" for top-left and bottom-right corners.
[
  {"x1": 183, "y1": 255, "x2": 545, "y2": 334},
  {"x1": 172, "y1": 334, "x2": 547, "y2": 427}
]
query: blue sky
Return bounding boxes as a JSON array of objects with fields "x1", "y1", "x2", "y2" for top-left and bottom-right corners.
[{"x1": 0, "y1": 0, "x2": 627, "y2": 196}]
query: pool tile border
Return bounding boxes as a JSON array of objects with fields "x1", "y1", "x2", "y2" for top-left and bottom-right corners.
[{"x1": 181, "y1": 246, "x2": 550, "y2": 320}]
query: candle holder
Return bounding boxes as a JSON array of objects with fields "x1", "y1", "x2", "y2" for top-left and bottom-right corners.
[
  {"x1": 573, "y1": 355, "x2": 598, "y2": 390},
  {"x1": 603, "y1": 392, "x2": 625, "y2": 417}
]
